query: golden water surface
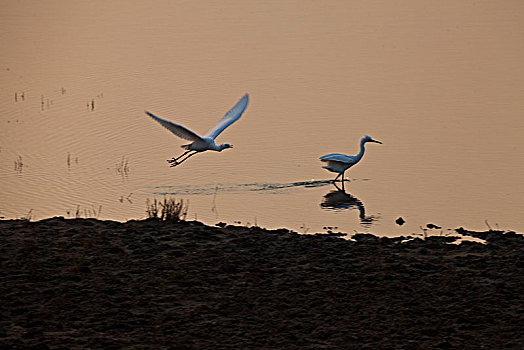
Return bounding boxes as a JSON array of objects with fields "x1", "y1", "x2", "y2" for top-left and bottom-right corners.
[{"x1": 1, "y1": 1, "x2": 523, "y2": 236}]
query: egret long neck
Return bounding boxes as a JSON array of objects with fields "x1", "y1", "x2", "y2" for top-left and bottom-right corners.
[{"x1": 355, "y1": 138, "x2": 367, "y2": 161}]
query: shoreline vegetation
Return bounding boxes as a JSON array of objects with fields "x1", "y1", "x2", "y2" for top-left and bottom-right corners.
[{"x1": 0, "y1": 217, "x2": 522, "y2": 349}]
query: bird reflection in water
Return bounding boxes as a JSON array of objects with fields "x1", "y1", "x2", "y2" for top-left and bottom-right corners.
[{"x1": 320, "y1": 184, "x2": 377, "y2": 225}]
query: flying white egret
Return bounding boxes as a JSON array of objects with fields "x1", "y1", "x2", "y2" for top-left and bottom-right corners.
[
  {"x1": 320, "y1": 135, "x2": 382, "y2": 188},
  {"x1": 146, "y1": 93, "x2": 249, "y2": 167}
]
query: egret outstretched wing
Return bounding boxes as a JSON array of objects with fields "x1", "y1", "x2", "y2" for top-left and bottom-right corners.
[
  {"x1": 146, "y1": 111, "x2": 203, "y2": 142},
  {"x1": 204, "y1": 93, "x2": 249, "y2": 140}
]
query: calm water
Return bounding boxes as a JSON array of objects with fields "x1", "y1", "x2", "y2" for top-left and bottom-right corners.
[{"x1": 1, "y1": 1, "x2": 523, "y2": 236}]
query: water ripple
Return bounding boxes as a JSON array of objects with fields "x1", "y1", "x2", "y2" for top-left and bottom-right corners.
[{"x1": 149, "y1": 179, "x2": 333, "y2": 196}]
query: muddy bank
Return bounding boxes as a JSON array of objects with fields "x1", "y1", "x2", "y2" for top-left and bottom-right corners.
[{"x1": 0, "y1": 217, "x2": 522, "y2": 349}]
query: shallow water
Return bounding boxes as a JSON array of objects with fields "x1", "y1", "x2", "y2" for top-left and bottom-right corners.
[{"x1": 1, "y1": 1, "x2": 523, "y2": 236}]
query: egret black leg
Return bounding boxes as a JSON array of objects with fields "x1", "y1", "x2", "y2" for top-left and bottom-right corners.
[
  {"x1": 169, "y1": 151, "x2": 198, "y2": 167},
  {"x1": 332, "y1": 181, "x2": 343, "y2": 191},
  {"x1": 167, "y1": 150, "x2": 191, "y2": 165}
]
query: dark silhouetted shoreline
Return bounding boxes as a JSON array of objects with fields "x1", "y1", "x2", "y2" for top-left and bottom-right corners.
[{"x1": 1, "y1": 217, "x2": 522, "y2": 349}]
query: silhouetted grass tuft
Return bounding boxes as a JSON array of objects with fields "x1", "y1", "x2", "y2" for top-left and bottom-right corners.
[
  {"x1": 146, "y1": 198, "x2": 160, "y2": 219},
  {"x1": 146, "y1": 197, "x2": 188, "y2": 222},
  {"x1": 66, "y1": 205, "x2": 102, "y2": 219}
]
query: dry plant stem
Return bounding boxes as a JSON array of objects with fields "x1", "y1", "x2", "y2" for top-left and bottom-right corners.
[{"x1": 146, "y1": 197, "x2": 188, "y2": 222}]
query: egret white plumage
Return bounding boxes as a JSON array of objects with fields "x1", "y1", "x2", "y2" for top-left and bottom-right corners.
[
  {"x1": 320, "y1": 135, "x2": 382, "y2": 188},
  {"x1": 146, "y1": 93, "x2": 249, "y2": 167}
]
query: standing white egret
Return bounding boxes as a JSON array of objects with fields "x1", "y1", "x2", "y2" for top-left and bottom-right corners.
[
  {"x1": 146, "y1": 93, "x2": 249, "y2": 167},
  {"x1": 320, "y1": 135, "x2": 382, "y2": 188}
]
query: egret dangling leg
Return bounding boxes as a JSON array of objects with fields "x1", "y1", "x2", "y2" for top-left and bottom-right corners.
[
  {"x1": 167, "y1": 150, "x2": 192, "y2": 165},
  {"x1": 168, "y1": 151, "x2": 198, "y2": 167}
]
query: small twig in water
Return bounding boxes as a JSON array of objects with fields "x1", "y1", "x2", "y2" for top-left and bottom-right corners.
[
  {"x1": 211, "y1": 186, "x2": 219, "y2": 218},
  {"x1": 120, "y1": 193, "x2": 134, "y2": 204},
  {"x1": 300, "y1": 224, "x2": 310, "y2": 234},
  {"x1": 116, "y1": 156, "x2": 130, "y2": 179},
  {"x1": 14, "y1": 156, "x2": 24, "y2": 173},
  {"x1": 22, "y1": 209, "x2": 33, "y2": 221},
  {"x1": 419, "y1": 226, "x2": 428, "y2": 239}
]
